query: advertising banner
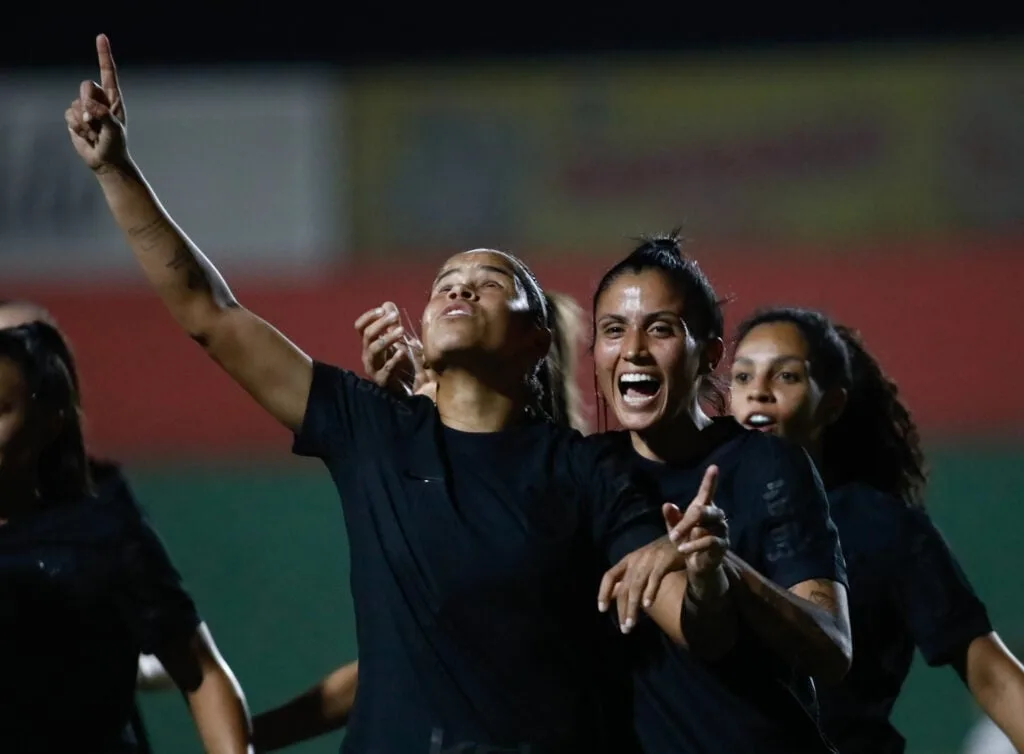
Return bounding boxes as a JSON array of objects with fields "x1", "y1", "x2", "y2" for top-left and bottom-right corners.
[
  {"x1": 0, "y1": 69, "x2": 345, "y2": 279},
  {"x1": 346, "y1": 45, "x2": 1024, "y2": 254}
]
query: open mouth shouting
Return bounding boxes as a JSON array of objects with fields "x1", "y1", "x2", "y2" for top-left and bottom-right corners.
[{"x1": 617, "y1": 372, "x2": 663, "y2": 409}]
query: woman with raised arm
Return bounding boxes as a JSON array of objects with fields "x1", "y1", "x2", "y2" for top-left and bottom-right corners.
[
  {"x1": 67, "y1": 35, "x2": 733, "y2": 754},
  {"x1": 0, "y1": 319, "x2": 252, "y2": 754},
  {"x1": 730, "y1": 308, "x2": 1024, "y2": 754}
]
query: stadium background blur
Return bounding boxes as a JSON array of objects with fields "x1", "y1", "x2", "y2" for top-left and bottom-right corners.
[{"x1": 4, "y1": 12, "x2": 1023, "y2": 753}]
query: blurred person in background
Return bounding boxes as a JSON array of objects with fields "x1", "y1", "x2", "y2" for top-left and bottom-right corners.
[
  {"x1": 729, "y1": 308, "x2": 1024, "y2": 754},
  {"x1": 0, "y1": 299, "x2": 239, "y2": 753},
  {"x1": 0, "y1": 320, "x2": 252, "y2": 753},
  {"x1": 67, "y1": 35, "x2": 737, "y2": 754},
  {"x1": 330, "y1": 234, "x2": 852, "y2": 754}
]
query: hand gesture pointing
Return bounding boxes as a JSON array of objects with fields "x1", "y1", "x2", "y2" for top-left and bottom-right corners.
[
  {"x1": 664, "y1": 465, "x2": 729, "y2": 577},
  {"x1": 65, "y1": 34, "x2": 128, "y2": 171}
]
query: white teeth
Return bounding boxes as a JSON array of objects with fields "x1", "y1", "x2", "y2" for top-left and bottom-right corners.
[
  {"x1": 618, "y1": 373, "x2": 660, "y2": 385},
  {"x1": 623, "y1": 393, "x2": 657, "y2": 406},
  {"x1": 618, "y1": 373, "x2": 661, "y2": 408},
  {"x1": 746, "y1": 414, "x2": 774, "y2": 426}
]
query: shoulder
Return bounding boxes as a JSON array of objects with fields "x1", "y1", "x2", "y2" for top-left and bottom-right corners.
[
  {"x1": 734, "y1": 430, "x2": 811, "y2": 466},
  {"x1": 87, "y1": 457, "x2": 146, "y2": 520},
  {"x1": 569, "y1": 430, "x2": 636, "y2": 468},
  {"x1": 828, "y1": 482, "x2": 914, "y2": 552},
  {"x1": 297, "y1": 362, "x2": 433, "y2": 458},
  {"x1": 829, "y1": 482, "x2": 907, "y2": 518},
  {"x1": 313, "y1": 360, "x2": 437, "y2": 427},
  {"x1": 727, "y1": 431, "x2": 819, "y2": 489},
  {"x1": 575, "y1": 428, "x2": 631, "y2": 452}
]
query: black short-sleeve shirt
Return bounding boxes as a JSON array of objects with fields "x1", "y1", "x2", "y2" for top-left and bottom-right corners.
[
  {"x1": 0, "y1": 461, "x2": 201, "y2": 754},
  {"x1": 620, "y1": 420, "x2": 847, "y2": 754},
  {"x1": 816, "y1": 482, "x2": 992, "y2": 754},
  {"x1": 293, "y1": 362, "x2": 665, "y2": 754}
]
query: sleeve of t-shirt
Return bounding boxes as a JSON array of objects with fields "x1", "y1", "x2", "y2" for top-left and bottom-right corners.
[
  {"x1": 575, "y1": 436, "x2": 665, "y2": 565},
  {"x1": 896, "y1": 508, "x2": 992, "y2": 667},
  {"x1": 292, "y1": 360, "x2": 401, "y2": 459},
  {"x1": 110, "y1": 480, "x2": 202, "y2": 656},
  {"x1": 744, "y1": 436, "x2": 848, "y2": 590}
]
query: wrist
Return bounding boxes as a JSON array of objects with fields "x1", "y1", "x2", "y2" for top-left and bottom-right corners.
[
  {"x1": 93, "y1": 155, "x2": 138, "y2": 185},
  {"x1": 687, "y1": 566, "x2": 729, "y2": 605}
]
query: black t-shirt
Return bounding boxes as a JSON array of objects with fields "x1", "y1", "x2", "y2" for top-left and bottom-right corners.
[
  {"x1": 816, "y1": 482, "x2": 992, "y2": 754},
  {"x1": 619, "y1": 420, "x2": 847, "y2": 754},
  {"x1": 0, "y1": 461, "x2": 200, "y2": 754},
  {"x1": 293, "y1": 362, "x2": 665, "y2": 754}
]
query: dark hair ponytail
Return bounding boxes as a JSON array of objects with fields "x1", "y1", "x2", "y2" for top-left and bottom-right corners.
[
  {"x1": 592, "y1": 229, "x2": 729, "y2": 414},
  {"x1": 827, "y1": 324, "x2": 927, "y2": 507},
  {"x1": 0, "y1": 322, "x2": 90, "y2": 502}
]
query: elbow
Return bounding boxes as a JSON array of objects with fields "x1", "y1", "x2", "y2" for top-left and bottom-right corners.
[
  {"x1": 181, "y1": 301, "x2": 240, "y2": 352},
  {"x1": 813, "y1": 634, "x2": 853, "y2": 685}
]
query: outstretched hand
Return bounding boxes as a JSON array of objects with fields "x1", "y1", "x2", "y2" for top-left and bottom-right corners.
[{"x1": 65, "y1": 34, "x2": 128, "y2": 170}]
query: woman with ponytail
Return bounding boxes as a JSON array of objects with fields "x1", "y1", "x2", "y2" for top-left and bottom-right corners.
[
  {"x1": 0, "y1": 313, "x2": 252, "y2": 753},
  {"x1": 730, "y1": 307, "x2": 1024, "y2": 753},
  {"x1": 587, "y1": 234, "x2": 849, "y2": 754}
]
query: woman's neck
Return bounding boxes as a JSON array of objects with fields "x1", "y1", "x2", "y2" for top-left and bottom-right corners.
[
  {"x1": 434, "y1": 368, "x2": 530, "y2": 433},
  {"x1": 630, "y1": 404, "x2": 719, "y2": 465},
  {"x1": 0, "y1": 475, "x2": 40, "y2": 525},
  {"x1": 805, "y1": 436, "x2": 827, "y2": 479}
]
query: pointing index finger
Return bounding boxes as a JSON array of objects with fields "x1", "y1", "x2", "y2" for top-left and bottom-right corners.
[
  {"x1": 96, "y1": 34, "x2": 120, "y2": 98},
  {"x1": 695, "y1": 465, "x2": 719, "y2": 507}
]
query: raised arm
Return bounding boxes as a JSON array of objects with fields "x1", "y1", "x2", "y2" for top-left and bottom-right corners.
[{"x1": 65, "y1": 35, "x2": 311, "y2": 430}]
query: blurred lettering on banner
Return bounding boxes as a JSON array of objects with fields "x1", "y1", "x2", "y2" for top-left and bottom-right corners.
[
  {"x1": 0, "y1": 70, "x2": 345, "y2": 280},
  {"x1": 346, "y1": 45, "x2": 1024, "y2": 254}
]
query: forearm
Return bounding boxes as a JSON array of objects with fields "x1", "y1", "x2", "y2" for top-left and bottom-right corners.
[
  {"x1": 964, "y1": 634, "x2": 1024, "y2": 749},
  {"x1": 978, "y1": 683, "x2": 1024, "y2": 751},
  {"x1": 725, "y1": 553, "x2": 851, "y2": 682},
  {"x1": 94, "y1": 159, "x2": 237, "y2": 336},
  {"x1": 680, "y1": 566, "x2": 737, "y2": 660},
  {"x1": 254, "y1": 661, "x2": 359, "y2": 751},
  {"x1": 185, "y1": 666, "x2": 253, "y2": 754}
]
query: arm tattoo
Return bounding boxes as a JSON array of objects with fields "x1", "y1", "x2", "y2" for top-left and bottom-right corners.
[
  {"x1": 166, "y1": 243, "x2": 213, "y2": 294},
  {"x1": 806, "y1": 582, "x2": 839, "y2": 615},
  {"x1": 94, "y1": 163, "x2": 133, "y2": 183},
  {"x1": 127, "y1": 217, "x2": 170, "y2": 253}
]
